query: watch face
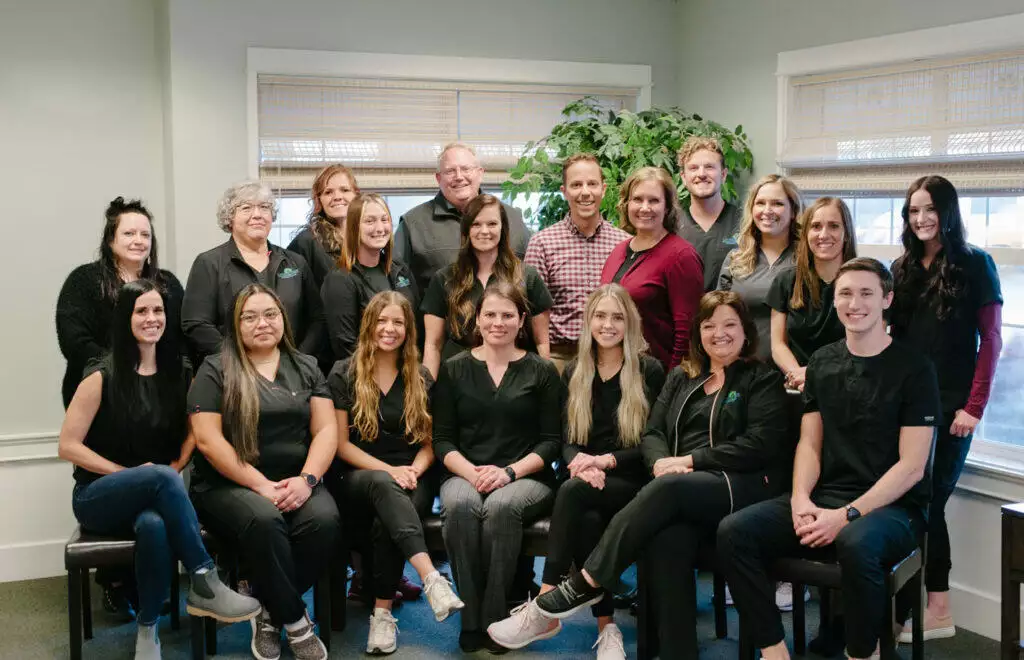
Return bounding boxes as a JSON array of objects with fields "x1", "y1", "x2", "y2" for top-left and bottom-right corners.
[
  {"x1": 846, "y1": 506, "x2": 860, "y2": 521},
  {"x1": 304, "y1": 473, "x2": 317, "y2": 487}
]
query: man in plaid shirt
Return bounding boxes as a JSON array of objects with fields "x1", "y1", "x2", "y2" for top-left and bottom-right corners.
[{"x1": 524, "y1": 153, "x2": 630, "y2": 373}]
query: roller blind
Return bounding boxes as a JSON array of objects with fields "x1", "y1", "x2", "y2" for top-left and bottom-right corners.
[{"x1": 258, "y1": 75, "x2": 638, "y2": 192}]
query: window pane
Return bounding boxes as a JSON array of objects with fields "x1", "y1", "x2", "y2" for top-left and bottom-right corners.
[
  {"x1": 853, "y1": 197, "x2": 895, "y2": 245},
  {"x1": 986, "y1": 196, "x2": 1024, "y2": 249},
  {"x1": 959, "y1": 196, "x2": 988, "y2": 247},
  {"x1": 384, "y1": 194, "x2": 434, "y2": 229}
]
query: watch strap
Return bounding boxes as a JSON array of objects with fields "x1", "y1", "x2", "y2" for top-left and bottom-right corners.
[{"x1": 504, "y1": 466, "x2": 517, "y2": 482}]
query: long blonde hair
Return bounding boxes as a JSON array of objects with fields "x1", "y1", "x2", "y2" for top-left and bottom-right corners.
[
  {"x1": 340, "y1": 193, "x2": 394, "y2": 274},
  {"x1": 221, "y1": 284, "x2": 298, "y2": 464},
  {"x1": 728, "y1": 175, "x2": 803, "y2": 279},
  {"x1": 348, "y1": 291, "x2": 431, "y2": 446},
  {"x1": 566, "y1": 285, "x2": 650, "y2": 448}
]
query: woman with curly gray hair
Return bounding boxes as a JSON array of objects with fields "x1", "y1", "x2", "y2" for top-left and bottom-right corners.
[{"x1": 182, "y1": 181, "x2": 325, "y2": 368}]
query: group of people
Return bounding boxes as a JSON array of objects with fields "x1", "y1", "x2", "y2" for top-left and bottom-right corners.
[{"x1": 53, "y1": 136, "x2": 1001, "y2": 660}]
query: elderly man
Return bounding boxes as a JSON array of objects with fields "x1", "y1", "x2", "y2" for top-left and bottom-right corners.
[{"x1": 395, "y1": 142, "x2": 531, "y2": 296}]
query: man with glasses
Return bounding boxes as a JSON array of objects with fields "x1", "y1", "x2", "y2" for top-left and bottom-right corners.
[{"x1": 395, "y1": 142, "x2": 531, "y2": 297}]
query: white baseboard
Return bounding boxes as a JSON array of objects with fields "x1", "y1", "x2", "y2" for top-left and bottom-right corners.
[
  {"x1": 950, "y1": 580, "x2": 1009, "y2": 641},
  {"x1": 0, "y1": 539, "x2": 67, "y2": 583}
]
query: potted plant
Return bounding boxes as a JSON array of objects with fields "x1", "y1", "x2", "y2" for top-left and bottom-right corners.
[{"x1": 502, "y1": 97, "x2": 754, "y2": 229}]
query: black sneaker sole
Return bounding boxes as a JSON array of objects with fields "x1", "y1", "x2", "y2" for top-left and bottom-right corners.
[{"x1": 535, "y1": 592, "x2": 604, "y2": 620}]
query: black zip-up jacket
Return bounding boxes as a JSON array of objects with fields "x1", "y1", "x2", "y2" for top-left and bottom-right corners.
[
  {"x1": 320, "y1": 258, "x2": 418, "y2": 362},
  {"x1": 181, "y1": 239, "x2": 325, "y2": 366},
  {"x1": 287, "y1": 226, "x2": 339, "y2": 290},
  {"x1": 641, "y1": 359, "x2": 792, "y2": 512}
]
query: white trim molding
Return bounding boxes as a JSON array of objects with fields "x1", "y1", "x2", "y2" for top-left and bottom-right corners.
[
  {"x1": 245, "y1": 47, "x2": 654, "y2": 179},
  {"x1": 0, "y1": 431, "x2": 59, "y2": 465}
]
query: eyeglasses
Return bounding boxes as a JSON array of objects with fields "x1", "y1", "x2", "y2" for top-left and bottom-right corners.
[
  {"x1": 440, "y1": 165, "x2": 480, "y2": 180},
  {"x1": 240, "y1": 309, "x2": 282, "y2": 326},
  {"x1": 237, "y1": 203, "x2": 274, "y2": 215}
]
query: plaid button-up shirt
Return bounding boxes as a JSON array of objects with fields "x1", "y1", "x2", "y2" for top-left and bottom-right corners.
[{"x1": 523, "y1": 216, "x2": 630, "y2": 345}]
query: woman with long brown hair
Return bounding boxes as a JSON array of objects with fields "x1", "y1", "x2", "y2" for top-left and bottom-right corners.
[
  {"x1": 287, "y1": 164, "x2": 360, "y2": 288},
  {"x1": 189, "y1": 284, "x2": 340, "y2": 660},
  {"x1": 421, "y1": 193, "x2": 552, "y2": 378},
  {"x1": 768, "y1": 197, "x2": 857, "y2": 391},
  {"x1": 327, "y1": 291, "x2": 463, "y2": 654},
  {"x1": 487, "y1": 284, "x2": 664, "y2": 656}
]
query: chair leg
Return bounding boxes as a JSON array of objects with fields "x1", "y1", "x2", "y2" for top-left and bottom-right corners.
[
  {"x1": 330, "y1": 561, "x2": 348, "y2": 632},
  {"x1": 204, "y1": 616, "x2": 217, "y2": 655},
  {"x1": 713, "y1": 571, "x2": 727, "y2": 639},
  {"x1": 171, "y1": 561, "x2": 181, "y2": 631},
  {"x1": 68, "y1": 570, "x2": 83, "y2": 660},
  {"x1": 912, "y1": 571, "x2": 925, "y2": 660},
  {"x1": 635, "y1": 561, "x2": 650, "y2": 660},
  {"x1": 81, "y1": 569, "x2": 93, "y2": 640},
  {"x1": 190, "y1": 612, "x2": 206, "y2": 660},
  {"x1": 314, "y1": 573, "x2": 331, "y2": 651},
  {"x1": 881, "y1": 577, "x2": 898, "y2": 660},
  {"x1": 792, "y1": 582, "x2": 806, "y2": 655}
]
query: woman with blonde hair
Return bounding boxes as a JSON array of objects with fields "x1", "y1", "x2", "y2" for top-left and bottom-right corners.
[
  {"x1": 288, "y1": 164, "x2": 360, "y2": 288},
  {"x1": 601, "y1": 167, "x2": 703, "y2": 371},
  {"x1": 327, "y1": 291, "x2": 463, "y2": 654},
  {"x1": 768, "y1": 197, "x2": 857, "y2": 390},
  {"x1": 487, "y1": 283, "x2": 664, "y2": 656},
  {"x1": 321, "y1": 193, "x2": 417, "y2": 363},
  {"x1": 532, "y1": 291, "x2": 791, "y2": 660},
  {"x1": 717, "y1": 174, "x2": 803, "y2": 363},
  {"x1": 189, "y1": 284, "x2": 340, "y2": 660}
]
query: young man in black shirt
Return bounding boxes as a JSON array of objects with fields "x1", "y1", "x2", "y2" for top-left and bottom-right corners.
[{"x1": 717, "y1": 257, "x2": 940, "y2": 660}]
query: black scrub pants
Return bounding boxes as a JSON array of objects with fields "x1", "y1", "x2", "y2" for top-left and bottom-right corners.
[{"x1": 926, "y1": 411, "x2": 971, "y2": 592}]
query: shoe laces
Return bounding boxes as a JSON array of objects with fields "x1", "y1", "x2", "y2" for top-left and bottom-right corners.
[
  {"x1": 256, "y1": 613, "x2": 279, "y2": 635},
  {"x1": 509, "y1": 597, "x2": 545, "y2": 633},
  {"x1": 370, "y1": 611, "x2": 399, "y2": 636},
  {"x1": 594, "y1": 625, "x2": 624, "y2": 653},
  {"x1": 556, "y1": 580, "x2": 583, "y2": 604}
]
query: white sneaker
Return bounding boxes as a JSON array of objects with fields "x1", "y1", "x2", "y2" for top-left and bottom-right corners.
[
  {"x1": 486, "y1": 598, "x2": 562, "y2": 650},
  {"x1": 367, "y1": 608, "x2": 398, "y2": 655},
  {"x1": 724, "y1": 584, "x2": 734, "y2": 606},
  {"x1": 775, "y1": 582, "x2": 809, "y2": 612},
  {"x1": 594, "y1": 622, "x2": 626, "y2": 660},
  {"x1": 423, "y1": 570, "x2": 465, "y2": 622}
]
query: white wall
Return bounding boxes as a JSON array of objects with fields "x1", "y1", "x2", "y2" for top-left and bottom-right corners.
[{"x1": 0, "y1": 0, "x2": 167, "y2": 580}]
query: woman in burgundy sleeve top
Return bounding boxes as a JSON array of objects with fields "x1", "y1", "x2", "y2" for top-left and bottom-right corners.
[
  {"x1": 890, "y1": 175, "x2": 1003, "y2": 643},
  {"x1": 601, "y1": 167, "x2": 704, "y2": 371}
]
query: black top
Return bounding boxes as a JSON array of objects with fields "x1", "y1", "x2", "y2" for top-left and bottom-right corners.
[
  {"x1": 432, "y1": 351, "x2": 561, "y2": 482},
  {"x1": 320, "y1": 258, "x2": 418, "y2": 362},
  {"x1": 611, "y1": 246, "x2": 646, "y2": 284},
  {"x1": 187, "y1": 351, "x2": 331, "y2": 491},
  {"x1": 181, "y1": 239, "x2": 326, "y2": 368},
  {"x1": 56, "y1": 261, "x2": 185, "y2": 407},
  {"x1": 421, "y1": 264, "x2": 553, "y2": 360},
  {"x1": 676, "y1": 389, "x2": 713, "y2": 456},
  {"x1": 677, "y1": 201, "x2": 742, "y2": 292},
  {"x1": 561, "y1": 354, "x2": 666, "y2": 482},
  {"x1": 766, "y1": 267, "x2": 844, "y2": 366},
  {"x1": 890, "y1": 246, "x2": 1002, "y2": 412},
  {"x1": 804, "y1": 339, "x2": 940, "y2": 517},
  {"x1": 327, "y1": 357, "x2": 434, "y2": 467},
  {"x1": 74, "y1": 361, "x2": 192, "y2": 484},
  {"x1": 287, "y1": 226, "x2": 340, "y2": 290}
]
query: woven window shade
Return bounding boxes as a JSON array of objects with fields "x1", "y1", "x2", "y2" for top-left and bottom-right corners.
[
  {"x1": 257, "y1": 74, "x2": 637, "y2": 193},
  {"x1": 781, "y1": 49, "x2": 1024, "y2": 170}
]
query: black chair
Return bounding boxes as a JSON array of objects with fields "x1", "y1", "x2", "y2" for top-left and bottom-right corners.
[{"x1": 65, "y1": 525, "x2": 182, "y2": 660}]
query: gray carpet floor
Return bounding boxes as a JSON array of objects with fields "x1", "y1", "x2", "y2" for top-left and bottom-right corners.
[{"x1": 0, "y1": 565, "x2": 996, "y2": 659}]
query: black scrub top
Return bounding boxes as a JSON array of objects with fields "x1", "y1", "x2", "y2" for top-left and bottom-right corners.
[
  {"x1": 327, "y1": 357, "x2": 434, "y2": 467},
  {"x1": 890, "y1": 246, "x2": 1002, "y2": 412},
  {"x1": 766, "y1": 267, "x2": 844, "y2": 366},
  {"x1": 187, "y1": 351, "x2": 330, "y2": 490},
  {"x1": 420, "y1": 264, "x2": 553, "y2": 361}
]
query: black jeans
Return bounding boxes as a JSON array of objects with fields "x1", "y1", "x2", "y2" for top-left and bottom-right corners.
[
  {"x1": 341, "y1": 469, "x2": 433, "y2": 600},
  {"x1": 717, "y1": 494, "x2": 922, "y2": 659},
  {"x1": 542, "y1": 475, "x2": 643, "y2": 617},
  {"x1": 191, "y1": 484, "x2": 341, "y2": 626},
  {"x1": 926, "y1": 412, "x2": 971, "y2": 592}
]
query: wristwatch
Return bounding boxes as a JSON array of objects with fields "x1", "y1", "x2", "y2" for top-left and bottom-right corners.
[
  {"x1": 301, "y1": 472, "x2": 319, "y2": 488},
  {"x1": 504, "y1": 466, "x2": 517, "y2": 483},
  {"x1": 845, "y1": 504, "x2": 861, "y2": 522}
]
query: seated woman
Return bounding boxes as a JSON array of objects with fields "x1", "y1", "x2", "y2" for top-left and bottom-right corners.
[
  {"x1": 182, "y1": 181, "x2": 324, "y2": 368},
  {"x1": 321, "y1": 193, "x2": 417, "y2": 362},
  {"x1": 328, "y1": 291, "x2": 463, "y2": 654},
  {"x1": 487, "y1": 284, "x2": 665, "y2": 655},
  {"x1": 58, "y1": 280, "x2": 260, "y2": 660},
  {"x1": 433, "y1": 281, "x2": 562, "y2": 653},
  {"x1": 768, "y1": 197, "x2": 857, "y2": 391},
  {"x1": 189, "y1": 284, "x2": 340, "y2": 660},
  {"x1": 421, "y1": 193, "x2": 552, "y2": 379},
  {"x1": 287, "y1": 164, "x2": 359, "y2": 289},
  {"x1": 533, "y1": 291, "x2": 792, "y2": 660},
  {"x1": 717, "y1": 175, "x2": 802, "y2": 363}
]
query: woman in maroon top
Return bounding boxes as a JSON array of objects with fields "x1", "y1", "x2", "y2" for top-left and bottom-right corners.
[{"x1": 601, "y1": 167, "x2": 704, "y2": 370}]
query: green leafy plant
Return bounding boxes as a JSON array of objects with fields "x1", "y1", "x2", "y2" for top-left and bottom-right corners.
[{"x1": 502, "y1": 97, "x2": 754, "y2": 229}]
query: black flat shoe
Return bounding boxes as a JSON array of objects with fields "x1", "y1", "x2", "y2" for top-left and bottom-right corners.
[{"x1": 459, "y1": 630, "x2": 485, "y2": 653}]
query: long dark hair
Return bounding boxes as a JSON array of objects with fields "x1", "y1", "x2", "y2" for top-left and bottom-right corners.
[
  {"x1": 891, "y1": 176, "x2": 969, "y2": 324},
  {"x1": 106, "y1": 279, "x2": 185, "y2": 436},
  {"x1": 98, "y1": 197, "x2": 162, "y2": 300}
]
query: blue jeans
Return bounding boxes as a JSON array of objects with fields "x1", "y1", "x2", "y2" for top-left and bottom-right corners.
[{"x1": 73, "y1": 464, "x2": 214, "y2": 625}]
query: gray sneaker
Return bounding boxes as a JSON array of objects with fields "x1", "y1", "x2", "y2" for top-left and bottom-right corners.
[
  {"x1": 285, "y1": 611, "x2": 328, "y2": 660},
  {"x1": 186, "y1": 568, "x2": 262, "y2": 622},
  {"x1": 250, "y1": 610, "x2": 281, "y2": 660},
  {"x1": 134, "y1": 623, "x2": 161, "y2": 660}
]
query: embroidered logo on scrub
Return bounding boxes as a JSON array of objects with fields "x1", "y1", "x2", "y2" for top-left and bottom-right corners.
[
  {"x1": 397, "y1": 276, "x2": 411, "y2": 288},
  {"x1": 279, "y1": 267, "x2": 300, "y2": 279},
  {"x1": 723, "y1": 234, "x2": 739, "y2": 246},
  {"x1": 724, "y1": 390, "x2": 741, "y2": 404}
]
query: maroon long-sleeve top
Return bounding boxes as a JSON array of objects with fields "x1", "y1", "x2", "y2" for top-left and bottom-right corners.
[{"x1": 601, "y1": 233, "x2": 704, "y2": 371}]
